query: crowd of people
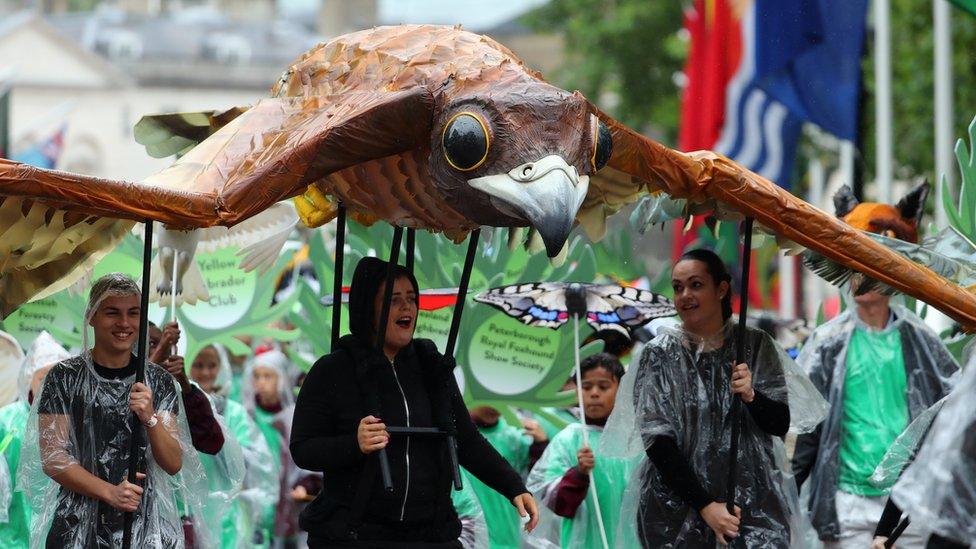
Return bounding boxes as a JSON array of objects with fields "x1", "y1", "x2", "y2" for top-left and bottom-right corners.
[{"x1": 0, "y1": 242, "x2": 970, "y2": 548}]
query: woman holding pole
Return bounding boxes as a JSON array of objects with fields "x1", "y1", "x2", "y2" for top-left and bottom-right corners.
[
  {"x1": 603, "y1": 248, "x2": 826, "y2": 547},
  {"x1": 290, "y1": 257, "x2": 538, "y2": 548}
]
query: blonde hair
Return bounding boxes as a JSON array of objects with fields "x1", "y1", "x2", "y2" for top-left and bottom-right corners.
[{"x1": 86, "y1": 273, "x2": 141, "y2": 321}]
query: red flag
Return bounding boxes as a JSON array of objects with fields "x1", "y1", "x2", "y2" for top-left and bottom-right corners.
[
  {"x1": 673, "y1": 0, "x2": 745, "y2": 262},
  {"x1": 678, "y1": 0, "x2": 743, "y2": 152}
]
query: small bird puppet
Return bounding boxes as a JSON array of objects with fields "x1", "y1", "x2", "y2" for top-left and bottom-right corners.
[
  {"x1": 149, "y1": 201, "x2": 298, "y2": 306},
  {"x1": 1, "y1": 25, "x2": 976, "y2": 328}
]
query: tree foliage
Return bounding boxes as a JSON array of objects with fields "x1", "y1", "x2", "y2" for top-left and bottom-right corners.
[
  {"x1": 528, "y1": 0, "x2": 976, "y2": 188},
  {"x1": 858, "y1": 0, "x2": 976, "y2": 185},
  {"x1": 523, "y1": 0, "x2": 687, "y2": 143}
]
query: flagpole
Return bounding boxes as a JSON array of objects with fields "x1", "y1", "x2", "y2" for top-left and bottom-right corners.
[
  {"x1": 874, "y1": 0, "x2": 894, "y2": 203},
  {"x1": 928, "y1": 0, "x2": 955, "y2": 333},
  {"x1": 934, "y1": 0, "x2": 953, "y2": 229},
  {"x1": 806, "y1": 156, "x2": 827, "y2": 320}
]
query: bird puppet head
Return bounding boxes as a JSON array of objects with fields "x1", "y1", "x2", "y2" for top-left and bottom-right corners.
[{"x1": 427, "y1": 78, "x2": 612, "y2": 256}]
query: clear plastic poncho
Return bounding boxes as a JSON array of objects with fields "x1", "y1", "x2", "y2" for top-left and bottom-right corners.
[
  {"x1": 464, "y1": 417, "x2": 533, "y2": 549},
  {"x1": 18, "y1": 351, "x2": 213, "y2": 548},
  {"x1": 602, "y1": 322, "x2": 827, "y2": 548},
  {"x1": 0, "y1": 451, "x2": 10, "y2": 523},
  {"x1": 188, "y1": 391, "x2": 246, "y2": 549},
  {"x1": 16, "y1": 279, "x2": 213, "y2": 549},
  {"x1": 200, "y1": 343, "x2": 279, "y2": 547},
  {"x1": 0, "y1": 331, "x2": 70, "y2": 548},
  {"x1": 241, "y1": 349, "x2": 304, "y2": 540},
  {"x1": 793, "y1": 305, "x2": 958, "y2": 540},
  {"x1": 451, "y1": 473, "x2": 488, "y2": 549},
  {"x1": 886, "y1": 353, "x2": 976, "y2": 545},
  {"x1": 526, "y1": 423, "x2": 640, "y2": 549}
]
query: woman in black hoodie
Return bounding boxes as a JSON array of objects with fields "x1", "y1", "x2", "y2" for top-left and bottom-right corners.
[{"x1": 291, "y1": 257, "x2": 539, "y2": 547}]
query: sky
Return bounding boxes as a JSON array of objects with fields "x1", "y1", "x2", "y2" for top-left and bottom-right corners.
[
  {"x1": 280, "y1": 0, "x2": 549, "y2": 31},
  {"x1": 379, "y1": 0, "x2": 549, "y2": 29}
]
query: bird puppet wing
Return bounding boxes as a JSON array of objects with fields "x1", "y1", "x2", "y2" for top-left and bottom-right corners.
[
  {"x1": 1, "y1": 25, "x2": 976, "y2": 330},
  {"x1": 0, "y1": 88, "x2": 433, "y2": 317},
  {"x1": 594, "y1": 112, "x2": 976, "y2": 329}
]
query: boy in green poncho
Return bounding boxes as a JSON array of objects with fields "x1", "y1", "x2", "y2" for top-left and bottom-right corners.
[
  {"x1": 527, "y1": 352, "x2": 636, "y2": 548},
  {"x1": 465, "y1": 405, "x2": 548, "y2": 548},
  {"x1": 0, "y1": 331, "x2": 69, "y2": 548}
]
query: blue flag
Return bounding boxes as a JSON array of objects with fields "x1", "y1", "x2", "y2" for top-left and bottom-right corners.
[{"x1": 754, "y1": 0, "x2": 869, "y2": 141}]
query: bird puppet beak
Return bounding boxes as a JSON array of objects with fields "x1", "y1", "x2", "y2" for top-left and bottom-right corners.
[{"x1": 468, "y1": 155, "x2": 588, "y2": 257}]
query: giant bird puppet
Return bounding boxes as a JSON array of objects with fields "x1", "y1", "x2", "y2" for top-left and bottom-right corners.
[{"x1": 2, "y1": 25, "x2": 976, "y2": 329}]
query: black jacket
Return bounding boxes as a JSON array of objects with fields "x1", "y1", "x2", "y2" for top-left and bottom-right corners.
[{"x1": 290, "y1": 334, "x2": 527, "y2": 545}]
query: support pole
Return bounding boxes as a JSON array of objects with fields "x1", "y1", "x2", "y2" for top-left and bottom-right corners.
[
  {"x1": 331, "y1": 203, "x2": 346, "y2": 351},
  {"x1": 121, "y1": 220, "x2": 154, "y2": 549},
  {"x1": 573, "y1": 313, "x2": 610, "y2": 549},
  {"x1": 726, "y1": 217, "x2": 754, "y2": 514},
  {"x1": 443, "y1": 229, "x2": 479, "y2": 490},
  {"x1": 405, "y1": 228, "x2": 416, "y2": 275},
  {"x1": 374, "y1": 226, "x2": 404, "y2": 492},
  {"x1": 884, "y1": 516, "x2": 911, "y2": 548},
  {"x1": 928, "y1": 0, "x2": 955, "y2": 333},
  {"x1": 444, "y1": 229, "x2": 480, "y2": 357}
]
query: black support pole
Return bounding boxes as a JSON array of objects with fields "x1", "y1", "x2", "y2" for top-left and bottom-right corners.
[
  {"x1": 443, "y1": 229, "x2": 479, "y2": 490},
  {"x1": 725, "y1": 217, "x2": 754, "y2": 514},
  {"x1": 445, "y1": 229, "x2": 480, "y2": 357},
  {"x1": 331, "y1": 203, "x2": 346, "y2": 351},
  {"x1": 405, "y1": 228, "x2": 416, "y2": 275},
  {"x1": 884, "y1": 517, "x2": 910, "y2": 548},
  {"x1": 374, "y1": 226, "x2": 403, "y2": 492},
  {"x1": 121, "y1": 220, "x2": 154, "y2": 549}
]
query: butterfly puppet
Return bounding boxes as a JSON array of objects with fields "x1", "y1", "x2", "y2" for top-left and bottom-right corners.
[
  {"x1": 475, "y1": 282, "x2": 675, "y2": 336},
  {"x1": 1, "y1": 25, "x2": 975, "y2": 330}
]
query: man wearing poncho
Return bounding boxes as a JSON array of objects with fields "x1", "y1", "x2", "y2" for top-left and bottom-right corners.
[
  {"x1": 791, "y1": 186, "x2": 958, "y2": 547},
  {"x1": 17, "y1": 273, "x2": 211, "y2": 548}
]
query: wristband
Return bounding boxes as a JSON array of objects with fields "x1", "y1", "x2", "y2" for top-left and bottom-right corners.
[{"x1": 144, "y1": 413, "x2": 159, "y2": 428}]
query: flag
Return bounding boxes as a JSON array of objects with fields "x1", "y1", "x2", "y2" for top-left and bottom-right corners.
[
  {"x1": 678, "y1": 0, "x2": 742, "y2": 152},
  {"x1": 752, "y1": 0, "x2": 869, "y2": 141},
  {"x1": 12, "y1": 125, "x2": 66, "y2": 169},
  {"x1": 949, "y1": 0, "x2": 976, "y2": 17},
  {"x1": 711, "y1": 3, "x2": 804, "y2": 189},
  {"x1": 0, "y1": 78, "x2": 10, "y2": 159},
  {"x1": 674, "y1": 0, "x2": 745, "y2": 262}
]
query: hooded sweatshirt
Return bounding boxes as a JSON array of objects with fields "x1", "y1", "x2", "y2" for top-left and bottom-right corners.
[{"x1": 290, "y1": 257, "x2": 527, "y2": 546}]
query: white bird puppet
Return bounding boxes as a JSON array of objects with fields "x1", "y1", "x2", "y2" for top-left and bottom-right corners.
[{"x1": 148, "y1": 201, "x2": 299, "y2": 307}]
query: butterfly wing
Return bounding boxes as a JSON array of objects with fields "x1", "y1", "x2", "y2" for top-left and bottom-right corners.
[
  {"x1": 474, "y1": 283, "x2": 570, "y2": 330},
  {"x1": 583, "y1": 284, "x2": 676, "y2": 333}
]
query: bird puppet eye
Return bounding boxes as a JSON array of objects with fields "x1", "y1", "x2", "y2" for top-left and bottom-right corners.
[
  {"x1": 442, "y1": 112, "x2": 490, "y2": 172},
  {"x1": 591, "y1": 117, "x2": 613, "y2": 171}
]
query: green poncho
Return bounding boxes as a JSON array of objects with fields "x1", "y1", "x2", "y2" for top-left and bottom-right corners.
[
  {"x1": 465, "y1": 418, "x2": 531, "y2": 549},
  {"x1": 252, "y1": 405, "x2": 283, "y2": 538},
  {"x1": 452, "y1": 475, "x2": 488, "y2": 548},
  {"x1": 527, "y1": 423, "x2": 637, "y2": 548},
  {"x1": 0, "y1": 401, "x2": 30, "y2": 548},
  {"x1": 201, "y1": 397, "x2": 276, "y2": 548}
]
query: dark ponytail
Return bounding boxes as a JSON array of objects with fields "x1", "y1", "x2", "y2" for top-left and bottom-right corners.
[{"x1": 679, "y1": 248, "x2": 733, "y2": 320}]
